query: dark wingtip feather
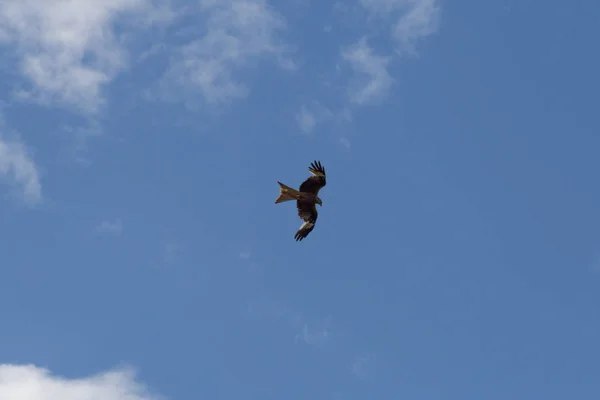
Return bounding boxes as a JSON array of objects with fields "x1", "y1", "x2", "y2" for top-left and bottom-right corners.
[{"x1": 309, "y1": 160, "x2": 325, "y2": 175}]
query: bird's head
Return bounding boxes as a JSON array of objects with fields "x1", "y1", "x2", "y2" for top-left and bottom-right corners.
[{"x1": 316, "y1": 196, "x2": 323, "y2": 206}]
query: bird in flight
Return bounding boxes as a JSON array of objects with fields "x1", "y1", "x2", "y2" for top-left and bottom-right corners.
[{"x1": 275, "y1": 160, "x2": 327, "y2": 241}]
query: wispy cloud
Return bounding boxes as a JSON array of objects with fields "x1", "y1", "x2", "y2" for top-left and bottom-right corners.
[
  {"x1": 59, "y1": 120, "x2": 103, "y2": 165},
  {"x1": 294, "y1": 320, "x2": 332, "y2": 346},
  {"x1": 296, "y1": 105, "x2": 318, "y2": 133},
  {"x1": 0, "y1": 0, "x2": 172, "y2": 113},
  {"x1": 239, "y1": 248, "x2": 252, "y2": 260},
  {"x1": 0, "y1": 364, "x2": 163, "y2": 400},
  {"x1": 359, "y1": 0, "x2": 441, "y2": 54},
  {"x1": 238, "y1": 249, "x2": 263, "y2": 274},
  {"x1": 339, "y1": 137, "x2": 351, "y2": 150},
  {"x1": 162, "y1": 0, "x2": 294, "y2": 107},
  {"x1": 96, "y1": 219, "x2": 124, "y2": 235},
  {"x1": 392, "y1": 0, "x2": 441, "y2": 54},
  {"x1": 0, "y1": 133, "x2": 41, "y2": 206},
  {"x1": 342, "y1": 37, "x2": 394, "y2": 106},
  {"x1": 294, "y1": 101, "x2": 353, "y2": 136},
  {"x1": 248, "y1": 299, "x2": 333, "y2": 346},
  {"x1": 295, "y1": 102, "x2": 335, "y2": 134},
  {"x1": 301, "y1": 0, "x2": 440, "y2": 135},
  {"x1": 351, "y1": 355, "x2": 372, "y2": 379}
]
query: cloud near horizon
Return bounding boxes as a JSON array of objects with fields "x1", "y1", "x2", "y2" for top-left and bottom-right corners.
[{"x1": 0, "y1": 364, "x2": 163, "y2": 400}]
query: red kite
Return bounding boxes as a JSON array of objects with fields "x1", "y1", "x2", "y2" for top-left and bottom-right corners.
[{"x1": 275, "y1": 160, "x2": 327, "y2": 241}]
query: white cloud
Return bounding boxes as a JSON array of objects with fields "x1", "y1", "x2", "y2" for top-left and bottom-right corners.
[
  {"x1": 318, "y1": 0, "x2": 439, "y2": 129},
  {"x1": 392, "y1": 0, "x2": 440, "y2": 53},
  {"x1": 0, "y1": 135, "x2": 41, "y2": 205},
  {"x1": 0, "y1": 0, "x2": 171, "y2": 113},
  {"x1": 163, "y1": 0, "x2": 294, "y2": 106},
  {"x1": 0, "y1": 364, "x2": 163, "y2": 400},
  {"x1": 359, "y1": 0, "x2": 441, "y2": 54},
  {"x1": 341, "y1": 37, "x2": 394, "y2": 105},
  {"x1": 96, "y1": 219, "x2": 124, "y2": 235},
  {"x1": 295, "y1": 3, "x2": 439, "y2": 138}
]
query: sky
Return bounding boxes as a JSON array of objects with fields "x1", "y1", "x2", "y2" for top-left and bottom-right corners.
[{"x1": 1, "y1": 0, "x2": 600, "y2": 399}]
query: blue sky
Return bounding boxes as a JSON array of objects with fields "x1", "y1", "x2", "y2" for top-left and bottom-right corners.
[{"x1": 1, "y1": 0, "x2": 600, "y2": 399}]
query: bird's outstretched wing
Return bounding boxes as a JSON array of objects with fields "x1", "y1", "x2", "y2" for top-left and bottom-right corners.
[
  {"x1": 295, "y1": 200, "x2": 318, "y2": 241},
  {"x1": 299, "y1": 160, "x2": 326, "y2": 194}
]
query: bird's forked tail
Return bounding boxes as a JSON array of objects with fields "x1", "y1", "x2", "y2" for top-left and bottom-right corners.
[{"x1": 275, "y1": 181, "x2": 300, "y2": 204}]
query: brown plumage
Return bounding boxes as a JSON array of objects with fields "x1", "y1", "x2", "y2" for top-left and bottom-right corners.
[{"x1": 275, "y1": 161, "x2": 327, "y2": 241}]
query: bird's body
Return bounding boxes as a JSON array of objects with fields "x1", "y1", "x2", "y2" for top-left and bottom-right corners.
[{"x1": 275, "y1": 161, "x2": 327, "y2": 241}]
